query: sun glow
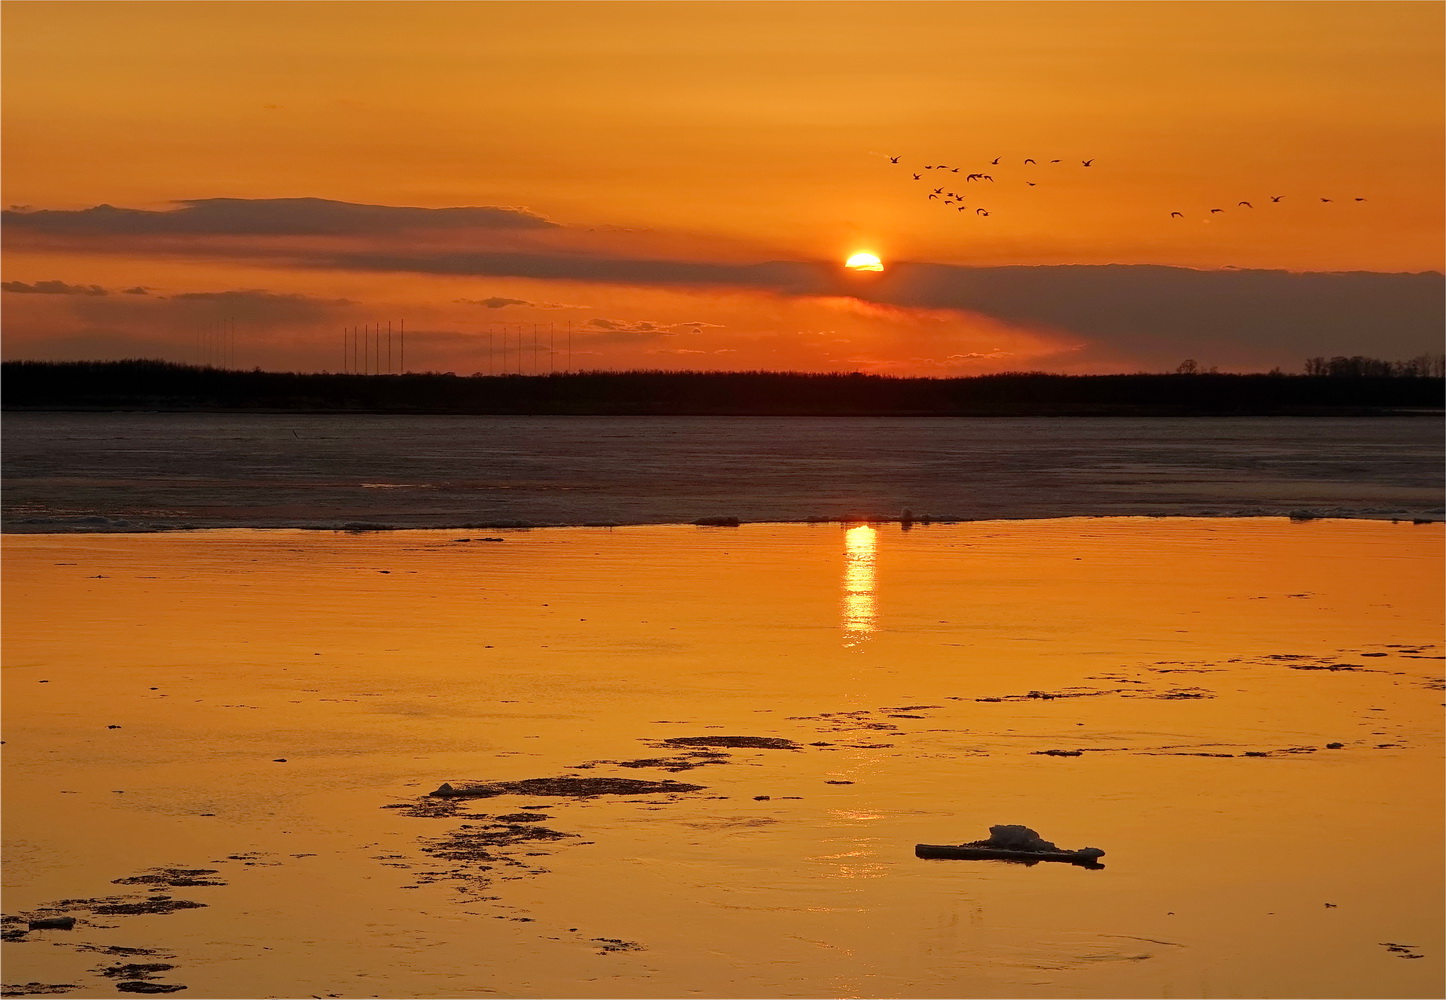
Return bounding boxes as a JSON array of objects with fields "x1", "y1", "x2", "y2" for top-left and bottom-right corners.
[{"x1": 844, "y1": 252, "x2": 883, "y2": 271}]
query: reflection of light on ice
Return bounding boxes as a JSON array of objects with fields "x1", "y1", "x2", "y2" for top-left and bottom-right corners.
[{"x1": 842, "y1": 524, "x2": 876, "y2": 646}]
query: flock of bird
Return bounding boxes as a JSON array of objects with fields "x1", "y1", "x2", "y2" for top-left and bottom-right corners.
[
  {"x1": 885, "y1": 154, "x2": 1368, "y2": 221},
  {"x1": 1168, "y1": 193, "x2": 1367, "y2": 220},
  {"x1": 886, "y1": 154, "x2": 1095, "y2": 218}
]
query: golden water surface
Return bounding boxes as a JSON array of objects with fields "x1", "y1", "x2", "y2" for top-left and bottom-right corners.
[{"x1": 3, "y1": 519, "x2": 1442, "y2": 999}]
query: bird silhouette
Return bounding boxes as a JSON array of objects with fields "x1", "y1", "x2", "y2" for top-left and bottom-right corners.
[
  {"x1": 1270, "y1": 195, "x2": 1283, "y2": 203},
  {"x1": 976, "y1": 208, "x2": 989, "y2": 216},
  {"x1": 913, "y1": 173, "x2": 921, "y2": 180},
  {"x1": 1320, "y1": 198, "x2": 1332, "y2": 203},
  {"x1": 950, "y1": 167, "x2": 959, "y2": 172},
  {"x1": 1170, "y1": 212, "x2": 1183, "y2": 218},
  {"x1": 1050, "y1": 159, "x2": 1061, "y2": 164},
  {"x1": 933, "y1": 187, "x2": 943, "y2": 194},
  {"x1": 1024, "y1": 158, "x2": 1036, "y2": 165},
  {"x1": 982, "y1": 174, "x2": 994, "y2": 182},
  {"x1": 944, "y1": 199, "x2": 954, "y2": 205},
  {"x1": 1354, "y1": 197, "x2": 1366, "y2": 201},
  {"x1": 990, "y1": 157, "x2": 1000, "y2": 165},
  {"x1": 956, "y1": 205, "x2": 967, "y2": 211},
  {"x1": 966, "y1": 174, "x2": 980, "y2": 182},
  {"x1": 1238, "y1": 201, "x2": 1253, "y2": 208},
  {"x1": 928, "y1": 193, "x2": 938, "y2": 200},
  {"x1": 1210, "y1": 208, "x2": 1224, "y2": 213},
  {"x1": 1082, "y1": 159, "x2": 1093, "y2": 166},
  {"x1": 1026, "y1": 181, "x2": 1037, "y2": 186},
  {"x1": 889, "y1": 156, "x2": 900, "y2": 164}
]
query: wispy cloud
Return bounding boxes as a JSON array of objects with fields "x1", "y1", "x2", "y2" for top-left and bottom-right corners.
[
  {"x1": 2, "y1": 197, "x2": 556, "y2": 237},
  {"x1": 2, "y1": 279, "x2": 108, "y2": 295},
  {"x1": 457, "y1": 296, "x2": 532, "y2": 309},
  {"x1": 456, "y1": 296, "x2": 588, "y2": 310},
  {"x1": 584, "y1": 318, "x2": 725, "y2": 337}
]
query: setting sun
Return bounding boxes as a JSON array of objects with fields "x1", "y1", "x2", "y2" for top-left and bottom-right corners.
[{"x1": 845, "y1": 252, "x2": 883, "y2": 271}]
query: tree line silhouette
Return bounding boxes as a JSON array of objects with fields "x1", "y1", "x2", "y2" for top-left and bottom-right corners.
[
  {"x1": 1303, "y1": 354, "x2": 1445, "y2": 378},
  {"x1": 3, "y1": 359, "x2": 1440, "y2": 416}
]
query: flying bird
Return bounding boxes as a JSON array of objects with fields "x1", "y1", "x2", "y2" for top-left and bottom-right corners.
[
  {"x1": 966, "y1": 174, "x2": 980, "y2": 182},
  {"x1": 1210, "y1": 208, "x2": 1224, "y2": 213},
  {"x1": 889, "y1": 156, "x2": 900, "y2": 164},
  {"x1": 924, "y1": 165, "x2": 935, "y2": 170},
  {"x1": 933, "y1": 187, "x2": 943, "y2": 194},
  {"x1": 1170, "y1": 212, "x2": 1183, "y2": 218},
  {"x1": 982, "y1": 174, "x2": 994, "y2": 182},
  {"x1": 1024, "y1": 158, "x2": 1036, "y2": 164},
  {"x1": 1354, "y1": 197, "x2": 1366, "y2": 201},
  {"x1": 976, "y1": 208, "x2": 990, "y2": 216},
  {"x1": 928, "y1": 193, "x2": 938, "y2": 200},
  {"x1": 1050, "y1": 159, "x2": 1061, "y2": 163},
  {"x1": 913, "y1": 173, "x2": 921, "y2": 180},
  {"x1": 1320, "y1": 197, "x2": 1332, "y2": 202},
  {"x1": 956, "y1": 205, "x2": 967, "y2": 211},
  {"x1": 1238, "y1": 201, "x2": 1253, "y2": 208},
  {"x1": 1082, "y1": 159, "x2": 1093, "y2": 166},
  {"x1": 1270, "y1": 195, "x2": 1283, "y2": 202},
  {"x1": 990, "y1": 157, "x2": 1000, "y2": 165},
  {"x1": 950, "y1": 167, "x2": 959, "y2": 172},
  {"x1": 1026, "y1": 181, "x2": 1037, "y2": 186}
]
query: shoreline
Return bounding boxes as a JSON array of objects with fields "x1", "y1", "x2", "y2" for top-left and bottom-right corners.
[{"x1": 5, "y1": 510, "x2": 1443, "y2": 535}]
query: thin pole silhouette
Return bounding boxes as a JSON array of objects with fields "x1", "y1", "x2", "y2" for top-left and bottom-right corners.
[{"x1": 568, "y1": 320, "x2": 572, "y2": 374}]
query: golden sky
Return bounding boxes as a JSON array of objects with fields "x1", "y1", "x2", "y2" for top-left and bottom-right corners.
[{"x1": 3, "y1": 1, "x2": 1442, "y2": 374}]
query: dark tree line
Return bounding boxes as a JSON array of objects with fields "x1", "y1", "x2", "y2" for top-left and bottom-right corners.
[
  {"x1": 3, "y1": 359, "x2": 1441, "y2": 415},
  {"x1": 1303, "y1": 354, "x2": 1445, "y2": 377}
]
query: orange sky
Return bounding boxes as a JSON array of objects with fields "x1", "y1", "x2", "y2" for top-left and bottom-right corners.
[{"x1": 3, "y1": 1, "x2": 1442, "y2": 375}]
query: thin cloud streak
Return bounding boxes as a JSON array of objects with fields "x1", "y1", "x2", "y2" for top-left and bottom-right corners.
[{"x1": 2, "y1": 197, "x2": 556, "y2": 237}]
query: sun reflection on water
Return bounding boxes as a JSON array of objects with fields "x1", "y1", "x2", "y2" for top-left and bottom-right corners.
[{"x1": 842, "y1": 524, "x2": 877, "y2": 646}]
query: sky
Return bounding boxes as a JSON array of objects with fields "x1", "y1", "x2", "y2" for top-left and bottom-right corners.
[{"x1": 3, "y1": 0, "x2": 1442, "y2": 376}]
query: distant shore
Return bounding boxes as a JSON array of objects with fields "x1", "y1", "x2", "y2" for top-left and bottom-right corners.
[{"x1": 4, "y1": 360, "x2": 1442, "y2": 416}]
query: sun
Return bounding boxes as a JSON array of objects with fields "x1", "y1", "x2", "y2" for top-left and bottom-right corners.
[{"x1": 844, "y1": 252, "x2": 883, "y2": 271}]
